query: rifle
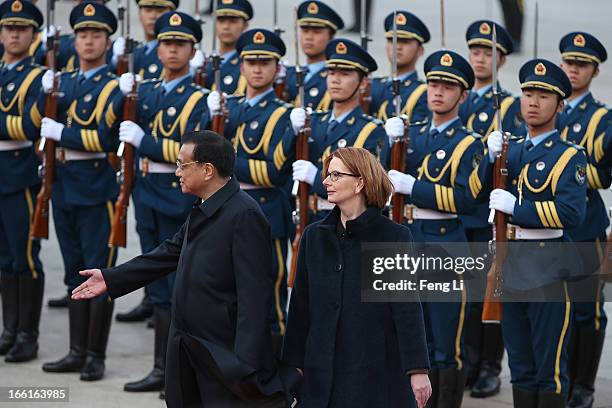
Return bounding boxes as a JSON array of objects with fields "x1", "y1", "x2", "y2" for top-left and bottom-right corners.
[
  {"x1": 108, "y1": 1, "x2": 138, "y2": 248},
  {"x1": 358, "y1": 0, "x2": 371, "y2": 113},
  {"x1": 31, "y1": 0, "x2": 60, "y2": 240},
  {"x1": 272, "y1": 0, "x2": 287, "y2": 99},
  {"x1": 389, "y1": 12, "x2": 408, "y2": 224},
  {"x1": 116, "y1": 0, "x2": 129, "y2": 75},
  {"x1": 193, "y1": 0, "x2": 207, "y2": 87},
  {"x1": 482, "y1": 25, "x2": 507, "y2": 323},
  {"x1": 210, "y1": 0, "x2": 226, "y2": 134},
  {"x1": 288, "y1": 6, "x2": 310, "y2": 307}
]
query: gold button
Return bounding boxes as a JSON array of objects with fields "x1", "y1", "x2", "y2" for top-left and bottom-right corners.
[
  {"x1": 512, "y1": 179, "x2": 517, "y2": 185},
  {"x1": 534, "y1": 178, "x2": 539, "y2": 183},
  {"x1": 259, "y1": 197, "x2": 267, "y2": 203},
  {"x1": 93, "y1": 161, "x2": 99, "y2": 168},
  {"x1": 440, "y1": 227, "x2": 447, "y2": 234},
  {"x1": 171, "y1": 181, "x2": 178, "y2": 188},
  {"x1": 14, "y1": 151, "x2": 20, "y2": 157},
  {"x1": 435, "y1": 168, "x2": 440, "y2": 172},
  {"x1": 539, "y1": 242, "x2": 545, "y2": 248}
]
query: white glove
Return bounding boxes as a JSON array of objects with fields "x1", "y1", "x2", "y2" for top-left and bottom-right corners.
[
  {"x1": 112, "y1": 36, "x2": 126, "y2": 63},
  {"x1": 489, "y1": 188, "x2": 516, "y2": 215},
  {"x1": 119, "y1": 120, "x2": 145, "y2": 148},
  {"x1": 292, "y1": 160, "x2": 318, "y2": 186},
  {"x1": 41, "y1": 25, "x2": 57, "y2": 46},
  {"x1": 487, "y1": 130, "x2": 503, "y2": 162},
  {"x1": 388, "y1": 170, "x2": 416, "y2": 195},
  {"x1": 385, "y1": 117, "x2": 405, "y2": 143},
  {"x1": 189, "y1": 49, "x2": 206, "y2": 73},
  {"x1": 118, "y1": 73, "x2": 141, "y2": 96},
  {"x1": 290, "y1": 108, "x2": 306, "y2": 135},
  {"x1": 41, "y1": 70, "x2": 55, "y2": 93},
  {"x1": 207, "y1": 91, "x2": 221, "y2": 113},
  {"x1": 40, "y1": 117, "x2": 64, "y2": 141}
]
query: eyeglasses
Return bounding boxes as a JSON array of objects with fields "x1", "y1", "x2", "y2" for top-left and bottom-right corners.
[
  {"x1": 175, "y1": 160, "x2": 200, "y2": 170},
  {"x1": 325, "y1": 170, "x2": 360, "y2": 182}
]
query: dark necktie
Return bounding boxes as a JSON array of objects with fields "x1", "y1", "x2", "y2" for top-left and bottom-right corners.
[
  {"x1": 327, "y1": 120, "x2": 338, "y2": 136},
  {"x1": 523, "y1": 139, "x2": 534, "y2": 152},
  {"x1": 563, "y1": 104, "x2": 572, "y2": 116},
  {"x1": 78, "y1": 74, "x2": 86, "y2": 85}
]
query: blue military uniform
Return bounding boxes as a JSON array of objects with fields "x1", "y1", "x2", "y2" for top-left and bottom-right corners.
[
  {"x1": 205, "y1": 28, "x2": 293, "y2": 337},
  {"x1": 40, "y1": 1, "x2": 120, "y2": 381},
  {"x1": 459, "y1": 21, "x2": 520, "y2": 394},
  {"x1": 284, "y1": 1, "x2": 344, "y2": 111},
  {"x1": 0, "y1": 0, "x2": 45, "y2": 363},
  {"x1": 470, "y1": 59, "x2": 587, "y2": 405},
  {"x1": 389, "y1": 49, "x2": 483, "y2": 407},
  {"x1": 369, "y1": 10, "x2": 430, "y2": 123},
  {"x1": 203, "y1": 0, "x2": 253, "y2": 95},
  {"x1": 557, "y1": 31, "x2": 612, "y2": 408}
]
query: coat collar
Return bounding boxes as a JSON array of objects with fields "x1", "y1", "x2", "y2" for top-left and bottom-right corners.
[
  {"x1": 197, "y1": 176, "x2": 240, "y2": 218},
  {"x1": 319, "y1": 206, "x2": 381, "y2": 236}
]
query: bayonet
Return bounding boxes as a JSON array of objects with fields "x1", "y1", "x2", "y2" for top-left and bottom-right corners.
[
  {"x1": 359, "y1": 0, "x2": 369, "y2": 50},
  {"x1": 534, "y1": 0, "x2": 539, "y2": 58},
  {"x1": 440, "y1": 0, "x2": 446, "y2": 49}
]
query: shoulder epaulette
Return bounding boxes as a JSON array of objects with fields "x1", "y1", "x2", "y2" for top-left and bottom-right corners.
[
  {"x1": 140, "y1": 78, "x2": 161, "y2": 85},
  {"x1": 409, "y1": 118, "x2": 429, "y2": 127},
  {"x1": 560, "y1": 139, "x2": 585, "y2": 150},
  {"x1": 361, "y1": 113, "x2": 382, "y2": 124}
]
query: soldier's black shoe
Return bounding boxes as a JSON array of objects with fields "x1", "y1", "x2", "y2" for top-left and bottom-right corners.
[
  {"x1": 124, "y1": 368, "x2": 165, "y2": 392},
  {"x1": 470, "y1": 364, "x2": 501, "y2": 398},
  {"x1": 47, "y1": 294, "x2": 69, "y2": 308},
  {"x1": 80, "y1": 355, "x2": 105, "y2": 381},
  {"x1": 512, "y1": 386, "x2": 537, "y2": 408},
  {"x1": 115, "y1": 295, "x2": 152, "y2": 322},
  {"x1": 6, "y1": 276, "x2": 44, "y2": 363},
  {"x1": 567, "y1": 384, "x2": 594, "y2": 408},
  {"x1": 537, "y1": 390, "x2": 566, "y2": 408},
  {"x1": 0, "y1": 276, "x2": 18, "y2": 355},
  {"x1": 42, "y1": 351, "x2": 86, "y2": 372},
  {"x1": 42, "y1": 298, "x2": 89, "y2": 373}
]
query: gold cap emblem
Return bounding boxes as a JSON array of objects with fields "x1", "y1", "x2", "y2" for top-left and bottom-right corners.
[
  {"x1": 336, "y1": 41, "x2": 347, "y2": 54},
  {"x1": 84, "y1": 3, "x2": 96, "y2": 16},
  {"x1": 440, "y1": 53, "x2": 453, "y2": 67},
  {"x1": 169, "y1": 13, "x2": 182, "y2": 26},
  {"x1": 395, "y1": 13, "x2": 407, "y2": 25},
  {"x1": 479, "y1": 22, "x2": 491, "y2": 35},
  {"x1": 11, "y1": 1, "x2": 22, "y2": 13},
  {"x1": 573, "y1": 34, "x2": 586, "y2": 47},
  {"x1": 307, "y1": 2, "x2": 318, "y2": 14},
  {"x1": 222, "y1": 0, "x2": 233, "y2": 4},
  {"x1": 535, "y1": 62, "x2": 546, "y2": 76},
  {"x1": 253, "y1": 31, "x2": 265, "y2": 44}
]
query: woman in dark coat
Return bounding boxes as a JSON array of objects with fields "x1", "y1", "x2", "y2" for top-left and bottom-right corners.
[{"x1": 282, "y1": 147, "x2": 431, "y2": 408}]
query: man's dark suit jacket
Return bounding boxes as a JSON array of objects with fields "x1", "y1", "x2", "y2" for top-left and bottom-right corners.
[{"x1": 102, "y1": 176, "x2": 284, "y2": 403}]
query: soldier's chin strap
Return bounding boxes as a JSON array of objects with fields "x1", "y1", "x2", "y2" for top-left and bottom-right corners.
[{"x1": 335, "y1": 71, "x2": 365, "y2": 104}]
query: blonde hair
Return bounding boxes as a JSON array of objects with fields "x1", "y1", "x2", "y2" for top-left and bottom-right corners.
[{"x1": 322, "y1": 147, "x2": 393, "y2": 209}]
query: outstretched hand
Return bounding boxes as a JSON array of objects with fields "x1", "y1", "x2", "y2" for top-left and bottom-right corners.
[{"x1": 71, "y1": 269, "x2": 108, "y2": 300}]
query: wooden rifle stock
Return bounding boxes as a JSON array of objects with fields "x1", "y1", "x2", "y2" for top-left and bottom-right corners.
[
  {"x1": 288, "y1": 113, "x2": 311, "y2": 289},
  {"x1": 31, "y1": 32, "x2": 60, "y2": 240},
  {"x1": 108, "y1": 86, "x2": 138, "y2": 248},
  {"x1": 482, "y1": 135, "x2": 509, "y2": 323},
  {"x1": 211, "y1": 93, "x2": 226, "y2": 135},
  {"x1": 390, "y1": 122, "x2": 408, "y2": 223}
]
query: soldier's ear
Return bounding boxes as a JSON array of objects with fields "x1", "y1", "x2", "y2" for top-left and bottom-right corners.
[
  {"x1": 498, "y1": 54, "x2": 507, "y2": 70},
  {"x1": 459, "y1": 89, "x2": 469, "y2": 104},
  {"x1": 593, "y1": 65, "x2": 600, "y2": 79},
  {"x1": 417, "y1": 44, "x2": 424, "y2": 58}
]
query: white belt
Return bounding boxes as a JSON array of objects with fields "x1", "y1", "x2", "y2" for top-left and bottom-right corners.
[
  {"x1": 239, "y1": 182, "x2": 273, "y2": 190},
  {"x1": 404, "y1": 204, "x2": 458, "y2": 220},
  {"x1": 0, "y1": 140, "x2": 32, "y2": 151},
  {"x1": 507, "y1": 224, "x2": 563, "y2": 240},
  {"x1": 311, "y1": 196, "x2": 334, "y2": 211},
  {"x1": 140, "y1": 158, "x2": 175, "y2": 173},
  {"x1": 58, "y1": 148, "x2": 106, "y2": 161}
]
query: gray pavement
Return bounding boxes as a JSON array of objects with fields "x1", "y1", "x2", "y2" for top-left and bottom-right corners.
[{"x1": 2, "y1": 0, "x2": 612, "y2": 407}]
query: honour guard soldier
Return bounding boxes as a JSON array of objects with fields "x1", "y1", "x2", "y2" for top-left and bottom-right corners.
[
  {"x1": 204, "y1": 0, "x2": 253, "y2": 95},
  {"x1": 110, "y1": 0, "x2": 180, "y2": 326},
  {"x1": 0, "y1": 5, "x2": 44, "y2": 65},
  {"x1": 111, "y1": 0, "x2": 179, "y2": 80},
  {"x1": 106, "y1": 10, "x2": 207, "y2": 396},
  {"x1": 385, "y1": 50, "x2": 484, "y2": 407},
  {"x1": 289, "y1": 38, "x2": 388, "y2": 224},
  {"x1": 459, "y1": 19, "x2": 520, "y2": 398},
  {"x1": 472, "y1": 59, "x2": 587, "y2": 407},
  {"x1": 38, "y1": 1, "x2": 121, "y2": 381},
  {"x1": 284, "y1": 1, "x2": 344, "y2": 111},
  {"x1": 0, "y1": 0, "x2": 45, "y2": 363},
  {"x1": 558, "y1": 32, "x2": 611, "y2": 408},
  {"x1": 369, "y1": 10, "x2": 430, "y2": 124},
  {"x1": 204, "y1": 28, "x2": 293, "y2": 345}
]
